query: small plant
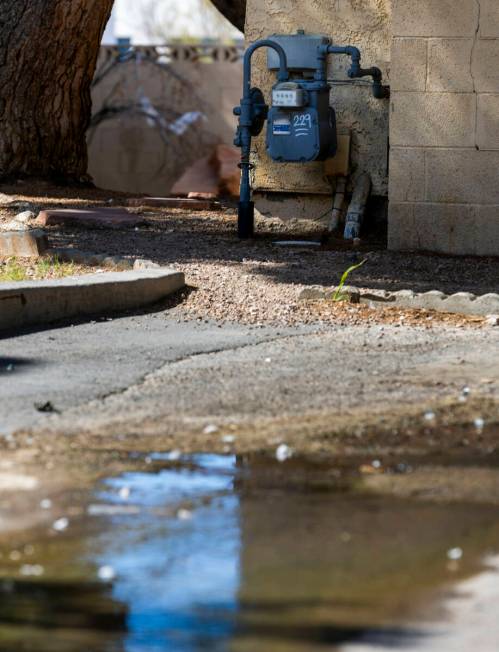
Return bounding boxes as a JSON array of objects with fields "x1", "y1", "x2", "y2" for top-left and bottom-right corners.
[
  {"x1": 332, "y1": 259, "x2": 366, "y2": 302},
  {"x1": 0, "y1": 258, "x2": 28, "y2": 281}
]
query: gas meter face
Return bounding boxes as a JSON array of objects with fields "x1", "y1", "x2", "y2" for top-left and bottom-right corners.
[{"x1": 266, "y1": 108, "x2": 321, "y2": 162}]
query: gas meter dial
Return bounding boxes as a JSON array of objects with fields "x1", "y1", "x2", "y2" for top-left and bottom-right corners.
[{"x1": 272, "y1": 83, "x2": 307, "y2": 108}]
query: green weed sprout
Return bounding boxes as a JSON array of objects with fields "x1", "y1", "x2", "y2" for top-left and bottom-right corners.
[{"x1": 332, "y1": 259, "x2": 366, "y2": 302}]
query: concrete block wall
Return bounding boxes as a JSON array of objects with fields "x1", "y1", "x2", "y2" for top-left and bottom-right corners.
[{"x1": 389, "y1": 0, "x2": 499, "y2": 256}]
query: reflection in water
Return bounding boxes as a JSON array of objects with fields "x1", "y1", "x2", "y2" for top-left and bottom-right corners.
[
  {"x1": 0, "y1": 454, "x2": 499, "y2": 651},
  {"x1": 96, "y1": 455, "x2": 240, "y2": 652}
]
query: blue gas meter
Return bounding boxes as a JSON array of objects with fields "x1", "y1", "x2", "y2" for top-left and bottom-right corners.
[
  {"x1": 233, "y1": 30, "x2": 388, "y2": 238},
  {"x1": 267, "y1": 80, "x2": 337, "y2": 162}
]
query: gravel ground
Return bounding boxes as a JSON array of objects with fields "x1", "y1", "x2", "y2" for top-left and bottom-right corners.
[{"x1": 0, "y1": 183, "x2": 497, "y2": 328}]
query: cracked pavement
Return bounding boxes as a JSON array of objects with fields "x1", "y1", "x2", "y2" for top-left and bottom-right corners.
[{"x1": 1, "y1": 312, "x2": 497, "y2": 447}]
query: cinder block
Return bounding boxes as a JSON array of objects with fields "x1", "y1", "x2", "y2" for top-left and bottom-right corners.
[
  {"x1": 388, "y1": 148, "x2": 425, "y2": 202},
  {"x1": 387, "y1": 202, "x2": 417, "y2": 250},
  {"x1": 390, "y1": 92, "x2": 476, "y2": 147},
  {"x1": 480, "y1": 0, "x2": 499, "y2": 38},
  {"x1": 393, "y1": 0, "x2": 478, "y2": 37},
  {"x1": 413, "y1": 203, "x2": 477, "y2": 254},
  {"x1": 389, "y1": 202, "x2": 484, "y2": 255},
  {"x1": 475, "y1": 206, "x2": 499, "y2": 256},
  {"x1": 390, "y1": 38, "x2": 427, "y2": 91},
  {"x1": 472, "y1": 40, "x2": 499, "y2": 92},
  {"x1": 427, "y1": 39, "x2": 474, "y2": 92},
  {"x1": 426, "y1": 149, "x2": 499, "y2": 203},
  {"x1": 477, "y1": 94, "x2": 499, "y2": 149}
]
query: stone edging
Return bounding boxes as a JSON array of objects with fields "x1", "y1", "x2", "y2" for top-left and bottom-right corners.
[
  {"x1": 299, "y1": 285, "x2": 499, "y2": 318},
  {"x1": 0, "y1": 269, "x2": 185, "y2": 332}
]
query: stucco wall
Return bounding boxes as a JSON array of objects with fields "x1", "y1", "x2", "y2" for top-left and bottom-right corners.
[
  {"x1": 245, "y1": 0, "x2": 392, "y2": 199},
  {"x1": 88, "y1": 44, "x2": 243, "y2": 195},
  {"x1": 388, "y1": 0, "x2": 499, "y2": 256}
]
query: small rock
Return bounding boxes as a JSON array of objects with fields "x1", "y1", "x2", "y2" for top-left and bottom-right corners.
[
  {"x1": 203, "y1": 424, "x2": 219, "y2": 435},
  {"x1": 15, "y1": 210, "x2": 36, "y2": 224},
  {"x1": 276, "y1": 443, "x2": 293, "y2": 462},
  {"x1": 474, "y1": 417, "x2": 485, "y2": 431},
  {"x1": 40, "y1": 499, "x2": 52, "y2": 509},
  {"x1": 133, "y1": 258, "x2": 161, "y2": 271},
  {"x1": 485, "y1": 315, "x2": 499, "y2": 327},
  {"x1": 34, "y1": 401, "x2": 59, "y2": 414}
]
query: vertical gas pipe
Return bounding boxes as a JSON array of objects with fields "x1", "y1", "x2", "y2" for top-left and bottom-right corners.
[{"x1": 234, "y1": 41, "x2": 289, "y2": 238}]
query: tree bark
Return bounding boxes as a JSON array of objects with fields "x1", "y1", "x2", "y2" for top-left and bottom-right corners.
[
  {"x1": 210, "y1": 0, "x2": 246, "y2": 33},
  {"x1": 0, "y1": 0, "x2": 113, "y2": 181}
]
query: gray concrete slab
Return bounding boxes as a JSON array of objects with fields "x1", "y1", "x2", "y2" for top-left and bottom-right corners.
[
  {"x1": 0, "y1": 269, "x2": 184, "y2": 331},
  {"x1": 0, "y1": 313, "x2": 309, "y2": 435}
]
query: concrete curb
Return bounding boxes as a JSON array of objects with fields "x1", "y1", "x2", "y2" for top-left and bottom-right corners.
[
  {"x1": 299, "y1": 285, "x2": 499, "y2": 317},
  {"x1": 0, "y1": 269, "x2": 185, "y2": 332}
]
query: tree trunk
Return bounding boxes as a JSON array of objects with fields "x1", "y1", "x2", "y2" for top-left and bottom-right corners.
[
  {"x1": 0, "y1": 0, "x2": 113, "y2": 181},
  {"x1": 210, "y1": 0, "x2": 246, "y2": 33}
]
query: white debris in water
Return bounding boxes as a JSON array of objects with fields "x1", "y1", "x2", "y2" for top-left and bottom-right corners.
[
  {"x1": 203, "y1": 424, "x2": 219, "y2": 435},
  {"x1": 52, "y1": 517, "x2": 69, "y2": 532},
  {"x1": 119, "y1": 486, "x2": 131, "y2": 500},
  {"x1": 164, "y1": 450, "x2": 182, "y2": 461},
  {"x1": 40, "y1": 499, "x2": 52, "y2": 510},
  {"x1": 222, "y1": 435, "x2": 235, "y2": 444},
  {"x1": 145, "y1": 456, "x2": 152, "y2": 465},
  {"x1": 447, "y1": 547, "x2": 463, "y2": 561},
  {"x1": 176, "y1": 508, "x2": 193, "y2": 520},
  {"x1": 371, "y1": 459, "x2": 382, "y2": 469},
  {"x1": 97, "y1": 565, "x2": 116, "y2": 581},
  {"x1": 87, "y1": 504, "x2": 140, "y2": 516},
  {"x1": 264, "y1": 357, "x2": 272, "y2": 363},
  {"x1": 424, "y1": 410, "x2": 436, "y2": 422},
  {"x1": 462, "y1": 386, "x2": 470, "y2": 396},
  {"x1": 276, "y1": 444, "x2": 293, "y2": 462},
  {"x1": 20, "y1": 564, "x2": 44, "y2": 577},
  {"x1": 474, "y1": 417, "x2": 485, "y2": 431}
]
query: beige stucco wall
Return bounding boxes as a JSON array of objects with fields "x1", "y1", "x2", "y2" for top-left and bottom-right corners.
[
  {"x1": 388, "y1": 0, "x2": 499, "y2": 256},
  {"x1": 245, "y1": 0, "x2": 392, "y2": 201},
  {"x1": 88, "y1": 45, "x2": 243, "y2": 196}
]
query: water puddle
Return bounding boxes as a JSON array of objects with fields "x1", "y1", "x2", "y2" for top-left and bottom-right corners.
[{"x1": 1, "y1": 453, "x2": 499, "y2": 651}]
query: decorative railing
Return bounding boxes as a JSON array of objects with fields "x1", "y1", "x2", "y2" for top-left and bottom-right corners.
[{"x1": 98, "y1": 42, "x2": 245, "y2": 66}]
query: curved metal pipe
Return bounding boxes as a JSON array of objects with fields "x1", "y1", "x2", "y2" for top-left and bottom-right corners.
[{"x1": 237, "y1": 40, "x2": 289, "y2": 238}]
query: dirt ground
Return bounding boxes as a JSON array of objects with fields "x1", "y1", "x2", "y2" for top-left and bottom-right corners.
[{"x1": 1, "y1": 182, "x2": 497, "y2": 328}]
